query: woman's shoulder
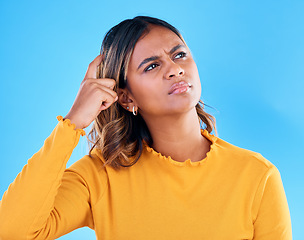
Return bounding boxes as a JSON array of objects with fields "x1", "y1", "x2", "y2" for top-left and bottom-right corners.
[
  {"x1": 63, "y1": 148, "x2": 109, "y2": 204},
  {"x1": 67, "y1": 148, "x2": 106, "y2": 174},
  {"x1": 212, "y1": 135, "x2": 275, "y2": 173}
]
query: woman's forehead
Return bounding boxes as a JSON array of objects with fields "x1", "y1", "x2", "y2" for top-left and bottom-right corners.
[{"x1": 137, "y1": 25, "x2": 184, "y2": 51}]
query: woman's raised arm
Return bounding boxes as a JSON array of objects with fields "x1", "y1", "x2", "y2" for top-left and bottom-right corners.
[{"x1": 0, "y1": 56, "x2": 116, "y2": 239}]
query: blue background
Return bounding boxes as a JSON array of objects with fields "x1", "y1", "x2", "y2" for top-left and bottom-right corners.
[{"x1": 0, "y1": 0, "x2": 303, "y2": 239}]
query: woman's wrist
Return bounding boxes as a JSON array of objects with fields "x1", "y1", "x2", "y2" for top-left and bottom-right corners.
[{"x1": 63, "y1": 114, "x2": 84, "y2": 130}]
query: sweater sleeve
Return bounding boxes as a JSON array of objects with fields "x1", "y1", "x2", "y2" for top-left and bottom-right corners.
[
  {"x1": 0, "y1": 117, "x2": 94, "y2": 240},
  {"x1": 252, "y1": 165, "x2": 292, "y2": 239}
]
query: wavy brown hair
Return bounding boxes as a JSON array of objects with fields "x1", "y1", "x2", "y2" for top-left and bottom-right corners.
[{"x1": 88, "y1": 16, "x2": 216, "y2": 169}]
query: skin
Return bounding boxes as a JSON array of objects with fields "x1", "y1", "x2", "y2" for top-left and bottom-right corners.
[
  {"x1": 64, "y1": 55, "x2": 118, "y2": 129},
  {"x1": 65, "y1": 25, "x2": 211, "y2": 163}
]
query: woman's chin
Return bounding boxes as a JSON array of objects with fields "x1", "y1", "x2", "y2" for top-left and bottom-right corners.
[{"x1": 162, "y1": 98, "x2": 199, "y2": 116}]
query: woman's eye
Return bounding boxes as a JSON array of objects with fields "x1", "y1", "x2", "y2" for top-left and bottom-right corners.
[
  {"x1": 144, "y1": 63, "x2": 158, "y2": 72},
  {"x1": 175, "y1": 52, "x2": 186, "y2": 59}
]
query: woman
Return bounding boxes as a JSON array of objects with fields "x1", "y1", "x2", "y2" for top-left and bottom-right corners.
[{"x1": 0, "y1": 16, "x2": 291, "y2": 239}]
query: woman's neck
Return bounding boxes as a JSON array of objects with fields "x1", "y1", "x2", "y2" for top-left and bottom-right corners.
[{"x1": 143, "y1": 108, "x2": 211, "y2": 162}]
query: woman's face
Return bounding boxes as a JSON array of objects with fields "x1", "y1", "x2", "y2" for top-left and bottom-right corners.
[{"x1": 125, "y1": 25, "x2": 201, "y2": 119}]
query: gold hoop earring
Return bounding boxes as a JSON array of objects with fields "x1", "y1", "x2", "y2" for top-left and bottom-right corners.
[{"x1": 132, "y1": 106, "x2": 137, "y2": 116}]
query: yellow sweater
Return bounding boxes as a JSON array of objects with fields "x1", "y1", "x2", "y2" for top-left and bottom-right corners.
[{"x1": 0, "y1": 117, "x2": 292, "y2": 240}]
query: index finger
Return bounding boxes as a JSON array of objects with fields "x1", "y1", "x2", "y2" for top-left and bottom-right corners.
[{"x1": 84, "y1": 55, "x2": 103, "y2": 79}]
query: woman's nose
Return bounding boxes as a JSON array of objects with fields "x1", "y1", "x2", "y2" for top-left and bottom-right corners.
[{"x1": 165, "y1": 60, "x2": 185, "y2": 80}]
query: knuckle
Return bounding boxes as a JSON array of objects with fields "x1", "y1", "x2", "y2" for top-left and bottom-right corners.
[
  {"x1": 92, "y1": 88, "x2": 101, "y2": 96},
  {"x1": 86, "y1": 79, "x2": 96, "y2": 86},
  {"x1": 108, "y1": 79, "x2": 116, "y2": 86},
  {"x1": 112, "y1": 79, "x2": 117, "y2": 85},
  {"x1": 80, "y1": 80, "x2": 87, "y2": 87},
  {"x1": 81, "y1": 79, "x2": 89, "y2": 87}
]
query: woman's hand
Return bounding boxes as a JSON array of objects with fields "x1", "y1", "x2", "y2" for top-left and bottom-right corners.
[{"x1": 64, "y1": 55, "x2": 117, "y2": 129}]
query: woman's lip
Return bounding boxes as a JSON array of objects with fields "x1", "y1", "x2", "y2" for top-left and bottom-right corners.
[{"x1": 168, "y1": 81, "x2": 192, "y2": 95}]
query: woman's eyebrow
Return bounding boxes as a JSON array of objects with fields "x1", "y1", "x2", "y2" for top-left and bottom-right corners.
[
  {"x1": 137, "y1": 44, "x2": 185, "y2": 70},
  {"x1": 169, "y1": 44, "x2": 184, "y2": 55},
  {"x1": 137, "y1": 56, "x2": 159, "y2": 70}
]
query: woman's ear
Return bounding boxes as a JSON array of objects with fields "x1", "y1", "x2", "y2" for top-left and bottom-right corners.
[{"x1": 117, "y1": 88, "x2": 136, "y2": 112}]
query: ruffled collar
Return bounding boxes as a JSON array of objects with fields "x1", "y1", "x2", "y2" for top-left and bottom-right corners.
[{"x1": 145, "y1": 129, "x2": 217, "y2": 167}]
